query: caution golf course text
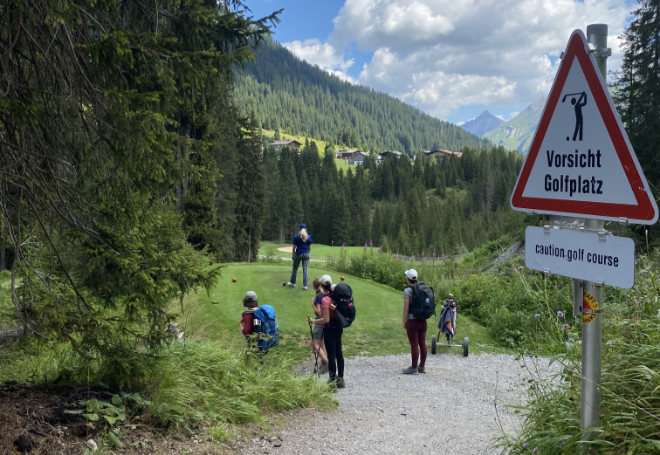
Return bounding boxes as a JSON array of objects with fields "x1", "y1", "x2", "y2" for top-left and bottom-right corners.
[
  {"x1": 534, "y1": 243, "x2": 618, "y2": 267},
  {"x1": 525, "y1": 226, "x2": 634, "y2": 288}
]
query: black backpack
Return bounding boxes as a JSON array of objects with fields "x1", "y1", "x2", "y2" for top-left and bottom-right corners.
[
  {"x1": 330, "y1": 283, "x2": 356, "y2": 328},
  {"x1": 409, "y1": 282, "x2": 435, "y2": 319}
]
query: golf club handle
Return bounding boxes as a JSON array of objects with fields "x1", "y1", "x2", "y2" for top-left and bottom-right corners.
[{"x1": 562, "y1": 91, "x2": 584, "y2": 101}]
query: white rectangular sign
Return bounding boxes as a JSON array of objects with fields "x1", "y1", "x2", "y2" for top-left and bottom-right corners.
[{"x1": 525, "y1": 225, "x2": 635, "y2": 288}]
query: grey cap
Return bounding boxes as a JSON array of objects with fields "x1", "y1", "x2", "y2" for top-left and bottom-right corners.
[
  {"x1": 319, "y1": 274, "x2": 332, "y2": 286},
  {"x1": 243, "y1": 290, "x2": 257, "y2": 302},
  {"x1": 405, "y1": 269, "x2": 418, "y2": 280}
]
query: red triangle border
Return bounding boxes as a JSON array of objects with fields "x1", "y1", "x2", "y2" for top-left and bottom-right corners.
[{"x1": 510, "y1": 30, "x2": 657, "y2": 224}]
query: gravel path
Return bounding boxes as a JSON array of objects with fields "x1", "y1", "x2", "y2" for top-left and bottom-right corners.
[{"x1": 240, "y1": 352, "x2": 555, "y2": 455}]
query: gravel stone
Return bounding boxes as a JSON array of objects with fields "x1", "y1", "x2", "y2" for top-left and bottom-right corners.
[{"x1": 239, "y1": 352, "x2": 555, "y2": 454}]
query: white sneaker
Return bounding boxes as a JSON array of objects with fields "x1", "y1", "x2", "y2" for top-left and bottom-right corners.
[
  {"x1": 286, "y1": 282, "x2": 295, "y2": 287},
  {"x1": 303, "y1": 286, "x2": 308, "y2": 290}
]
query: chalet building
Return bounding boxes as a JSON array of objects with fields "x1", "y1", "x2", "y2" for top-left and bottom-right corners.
[
  {"x1": 270, "y1": 140, "x2": 302, "y2": 152},
  {"x1": 376, "y1": 150, "x2": 403, "y2": 164},
  {"x1": 336, "y1": 149, "x2": 361, "y2": 160},
  {"x1": 346, "y1": 151, "x2": 369, "y2": 165},
  {"x1": 425, "y1": 148, "x2": 463, "y2": 161}
]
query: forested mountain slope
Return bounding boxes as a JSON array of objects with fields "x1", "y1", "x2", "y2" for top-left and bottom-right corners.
[
  {"x1": 261, "y1": 142, "x2": 529, "y2": 255},
  {"x1": 233, "y1": 40, "x2": 491, "y2": 154}
]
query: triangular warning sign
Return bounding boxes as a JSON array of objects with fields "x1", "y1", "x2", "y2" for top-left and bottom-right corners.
[{"x1": 510, "y1": 30, "x2": 658, "y2": 225}]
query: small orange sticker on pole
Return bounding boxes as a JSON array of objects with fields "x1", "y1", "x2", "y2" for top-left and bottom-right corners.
[{"x1": 582, "y1": 291, "x2": 599, "y2": 324}]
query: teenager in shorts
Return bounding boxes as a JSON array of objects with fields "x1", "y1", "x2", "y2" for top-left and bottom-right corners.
[{"x1": 311, "y1": 278, "x2": 329, "y2": 373}]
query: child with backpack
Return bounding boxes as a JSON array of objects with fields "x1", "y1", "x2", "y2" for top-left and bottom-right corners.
[
  {"x1": 240, "y1": 291, "x2": 279, "y2": 352},
  {"x1": 307, "y1": 274, "x2": 345, "y2": 388}
]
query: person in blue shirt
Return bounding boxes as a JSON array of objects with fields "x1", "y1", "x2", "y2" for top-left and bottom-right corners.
[{"x1": 287, "y1": 223, "x2": 312, "y2": 290}]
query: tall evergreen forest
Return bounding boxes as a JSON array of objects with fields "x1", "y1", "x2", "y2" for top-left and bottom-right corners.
[{"x1": 261, "y1": 141, "x2": 529, "y2": 256}]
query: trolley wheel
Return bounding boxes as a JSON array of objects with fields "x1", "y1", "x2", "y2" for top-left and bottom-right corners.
[
  {"x1": 431, "y1": 335, "x2": 437, "y2": 355},
  {"x1": 462, "y1": 337, "x2": 469, "y2": 357}
]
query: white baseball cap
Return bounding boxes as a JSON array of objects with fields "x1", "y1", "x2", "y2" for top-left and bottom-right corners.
[
  {"x1": 319, "y1": 274, "x2": 333, "y2": 286},
  {"x1": 405, "y1": 269, "x2": 418, "y2": 280}
]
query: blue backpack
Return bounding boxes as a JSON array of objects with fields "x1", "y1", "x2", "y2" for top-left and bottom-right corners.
[{"x1": 252, "y1": 304, "x2": 279, "y2": 349}]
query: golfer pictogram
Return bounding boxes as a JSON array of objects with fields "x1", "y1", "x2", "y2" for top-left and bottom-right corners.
[{"x1": 562, "y1": 91, "x2": 587, "y2": 141}]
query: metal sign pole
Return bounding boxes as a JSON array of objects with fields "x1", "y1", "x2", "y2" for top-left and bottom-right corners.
[{"x1": 579, "y1": 23, "x2": 609, "y2": 447}]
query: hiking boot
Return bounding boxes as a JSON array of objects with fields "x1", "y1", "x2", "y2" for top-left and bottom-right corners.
[
  {"x1": 318, "y1": 359, "x2": 328, "y2": 374},
  {"x1": 286, "y1": 282, "x2": 295, "y2": 287},
  {"x1": 417, "y1": 366, "x2": 426, "y2": 373},
  {"x1": 336, "y1": 377, "x2": 345, "y2": 388},
  {"x1": 402, "y1": 366, "x2": 418, "y2": 375}
]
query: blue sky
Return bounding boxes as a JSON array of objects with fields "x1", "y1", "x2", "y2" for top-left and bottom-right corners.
[{"x1": 245, "y1": 0, "x2": 635, "y2": 126}]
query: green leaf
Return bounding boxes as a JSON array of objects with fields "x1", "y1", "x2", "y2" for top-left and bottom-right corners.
[
  {"x1": 104, "y1": 415, "x2": 117, "y2": 425},
  {"x1": 83, "y1": 413, "x2": 99, "y2": 422}
]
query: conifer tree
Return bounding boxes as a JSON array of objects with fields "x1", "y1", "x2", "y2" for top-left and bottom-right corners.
[
  {"x1": 0, "y1": 0, "x2": 278, "y2": 386},
  {"x1": 614, "y1": 0, "x2": 660, "y2": 189},
  {"x1": 233, "y1": 117, "x2": 265, "y2": 262}
]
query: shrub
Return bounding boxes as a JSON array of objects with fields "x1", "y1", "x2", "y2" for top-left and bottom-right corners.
[{"x1": 500, "y1": 253, "x2": 660, "y2": 454}]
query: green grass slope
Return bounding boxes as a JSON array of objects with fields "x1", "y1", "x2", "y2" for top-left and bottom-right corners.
[{"x1": 181, "y1": 262, "x2": 493, "y2": 360}]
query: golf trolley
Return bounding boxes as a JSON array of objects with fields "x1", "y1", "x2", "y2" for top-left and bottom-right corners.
[{"x1": 430, "y1": 297, "x2": 469, "y2": 357}]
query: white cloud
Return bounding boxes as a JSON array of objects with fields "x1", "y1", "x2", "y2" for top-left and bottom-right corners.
[
  {"x1": 325, "y1": 0, "x2": 635, "y2": 121},
  {"x1": 283, "y1": 39, "x2": 357, "y2": 83}
]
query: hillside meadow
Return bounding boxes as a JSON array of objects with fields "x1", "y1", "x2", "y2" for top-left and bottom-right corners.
[
  {"x1": 258, "y1": 129, "x2": 355, "y2": 172},
  {"x1": 183, "y1": 260, "x2": 493, "y2": 359}
]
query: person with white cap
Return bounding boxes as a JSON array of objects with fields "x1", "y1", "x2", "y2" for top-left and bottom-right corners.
[
  {"x1": 308, "y1": 274, "x2": 345, "y2": 388},
  {"x1": 402, "y1": 269, "x2": 427, "y2": 374},
  {"x1": 287, "y1": 223, "x2": 312, "y2": 290}
]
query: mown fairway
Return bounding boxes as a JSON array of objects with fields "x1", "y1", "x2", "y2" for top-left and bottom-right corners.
[
  {"x1": 182, "y1": 261, "x2": 494, "y2": 360},
  {"x1": 259, "y1": 241, "x2": 384, "y2": 260}
]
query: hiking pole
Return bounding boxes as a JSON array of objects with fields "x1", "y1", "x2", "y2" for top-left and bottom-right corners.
[{"x1": 308, "y1": 317, "x2": 320, "y2": 374}]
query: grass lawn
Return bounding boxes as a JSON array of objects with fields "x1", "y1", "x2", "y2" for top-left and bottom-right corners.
[
  {"x1": 259, "y1": 241, "x2": 382, "y2": 261},
  {"x1": 181, "y1": 262, "x2": 495, "y2": 361}
]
